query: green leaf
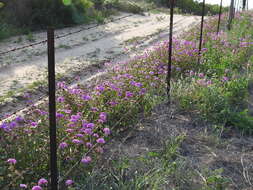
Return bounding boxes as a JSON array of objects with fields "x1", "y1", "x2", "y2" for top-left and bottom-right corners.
[
  {"x1": 62, "y1": 0, "x2": 72, "y2": 6},
  {"x1": 148, "y1": 151, "x2": 159, "y2": 157}
]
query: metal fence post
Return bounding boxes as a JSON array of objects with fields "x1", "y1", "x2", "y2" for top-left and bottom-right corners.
[
  {"x1": 228, "y1": 0, "x2": 235, "y2": 30},
  {"x1": 217, "y1": 0, "x2": 223, "y2": 34},
  {"x1": 198, "y1": 0, "x2": 206, "y2": 63},
  {"x1": 47, "y1": 28, "x2": 58, "y2": 190},
  {"x1": 243, "y1": 0, "x2": 246, "y2": 10},
  {"x1": 167, "y1": 0, "x2": 175, "y2": 101}
]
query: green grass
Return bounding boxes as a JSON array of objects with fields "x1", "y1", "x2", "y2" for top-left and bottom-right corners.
[
  {"x1": 0, "y1": 79, "x2": 46, "y2": 105},
  {"x1": 172, "y1": 12, "x2": 253, "y2": 133},
  {"x1": 72, "y1": 135, "x2": 230, "y2": 190}
]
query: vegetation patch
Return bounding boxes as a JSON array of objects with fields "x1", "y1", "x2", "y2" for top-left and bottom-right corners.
[{"x1": 1, "y1": 8, "x2": 253, "y2": 190}]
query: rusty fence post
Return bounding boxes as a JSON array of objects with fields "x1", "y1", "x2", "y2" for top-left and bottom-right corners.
[
  {"x1": 228, "y1": 0, "x2": 235, "y2": 30},
  {"x1": 47, "y1": 28, "x2": 58, "y2": 190},
  {"x1": 167, "y1": 0, "x2": 175, "y2": 101},
  {"x1": 217, "y1": 0, "x2": 223, "y2": 34},
  {"x1": 198, "y1": 0, "x2": 206, "y2": 63}
]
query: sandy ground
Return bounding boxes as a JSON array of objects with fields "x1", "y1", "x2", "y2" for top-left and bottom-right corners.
[{"x1": 0, "y1": 12, "x2": 200, "y2": 118}]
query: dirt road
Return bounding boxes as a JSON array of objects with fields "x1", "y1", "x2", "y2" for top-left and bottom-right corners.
[{"x1": 0, "y1": 12, "x2": 200, "y2": 117}]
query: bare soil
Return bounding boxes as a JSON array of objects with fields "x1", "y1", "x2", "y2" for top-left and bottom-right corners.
[{"x1": 100, "y1": 102, "x2": 253, "y2": 190}]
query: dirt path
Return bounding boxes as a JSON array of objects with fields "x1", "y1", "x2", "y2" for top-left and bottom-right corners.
[{"x1": 0, "y1": 12, "x2": 200, "y2": 118}]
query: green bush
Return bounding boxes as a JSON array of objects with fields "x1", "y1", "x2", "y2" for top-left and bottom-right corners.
[
  {"x1": 0, "y1": 0, "x2": 114, "y2": 31},
  {"x1": 0, "y1": 0, "x2": 124, "y2": 40},
  {"x1": 115, "y1": 1, "x2": 143, "y2": 14},
  {"x1": 150, "y1": 0, "x2": 227, "y2": 16}
]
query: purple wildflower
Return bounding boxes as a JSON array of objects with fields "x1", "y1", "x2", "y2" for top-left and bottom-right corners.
[
  {"x1": 103, "y1": 128, "x2": 111, "y2": 135},
  {"x1": 139, "y1": 88, "x2": 146, "y2": 95},
  {"x1": 91, "y1": 107, "x2": 99, "y2": 112},
  {"x1": 20, "y1": 184, "x2": 27, "y2": 188},
  {"x1": 59, "y1": 142, "x2": 68, "y2": 149},
  {"x1": 64, "y1": 109, "x2": 72, "y2": 114},
  {"x1": 96, "y1": 85, "x2": 105, "y2": 92},
  {"x1": 66, "y1": 129, "x2": 74, "y2": 133},
  {"x1": 130, "y1": 81, "x2": 142, "y2": 88},
  {"x1": 87, "y1": 123, "x2": 95, "y2": 129},
  {"x1": 9, "y1": 121, "x2": 17, "y2": 129},
  {"x1": 75, "y1": 133, "x2": 84, "y2": 138},
  {"x1": 15, "y1": 116, "x2": 24, "y2": 122},
  {"x1": 56, "y1": 113, "x2": 64, "y2": 118},
  {"x1": 65, "y1": 179, "x2": 74, "y2": 186},
  {"x1": 38, "y1": 178, "x2": 48, "y2": 186},
  {"x1": 81, "y1": 156, "x2": 92, "y2": 164},
  {"x1": 99, "y1": 112, "x2": 107, "y2": 122},
  {"x1": 70, "y1": 115, "x2": 80, "y2": 123},
  {"x1": 207, "y1": 80, "x2": 212, "y2": 85},
  {"x1": 0, "y1": 122, "x2": 8, "y2": 131},
  {"x1": 32, "y1": 186, "x2": 42, "y2": 190},
  {"x1": 83, "y1": 128, "x2": 93, "y2": 135},
  {"x1": 126, "y1": 91, "x2": 134, "y2": 98},
  {"x1": 72, "y1": 139, "x2": 83, "y2": 144},
  {"x1": 57, "y1": 96, "x2": 65, "y2": 103},
  {"x1": 31, "y1": 122, "x2": 38, "y2": 127},
  {"x1": 109, "y1": 101, "x2": 118, "y2": 106},
  {"x1": 82, "y1": 94, "x2": 92, "y2": 101},
  {"x1": 82, "y1": 121, "x2": 88, "y2": 128},
  {"x1": 222, "y1": 76, "x2": 229, "y2": 82},
  {"x1": 96, "y1": 138, "x2": 106, "y2": 144},
  {"x1": 57, "y1": 81, "x2": 66, "y2": 89},
  {"x1": 86, "y1": 142, "x2": 93, "y2": 148},
  {"x1": 7, "y1": 158, "x2": 17, "y2": 164}
]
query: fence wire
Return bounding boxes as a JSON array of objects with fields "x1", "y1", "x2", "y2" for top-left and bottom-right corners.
[
  {"x1": 0, "y1": 14, "x2": 135, "y2": 56},
  {"x1": 0, "y1": 13, "x2": 137, "y2": 121},
  {"x1": 0, "y1": 5, "x2": 232, "y2": 189}
]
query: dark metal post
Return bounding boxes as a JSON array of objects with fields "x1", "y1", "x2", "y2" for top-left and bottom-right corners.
[
  {"x1": 47, "y1": 28, "x2": 58, "y2": 190},
  {"x1": 198, "y1": 0, "x2": 205, "y2": 62},
  {"x1": 217, "y1": 0, "x2": 223, "y2": 34},
  {"x1": 243, "y1": 0, "x2": 246, "y2": 10},
  {"x1": 228, "y1": 0, "x2": 235, "y2": 30},
  {"x1": 167, "y1": 0, "x2": 175, "y2": 101}
]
